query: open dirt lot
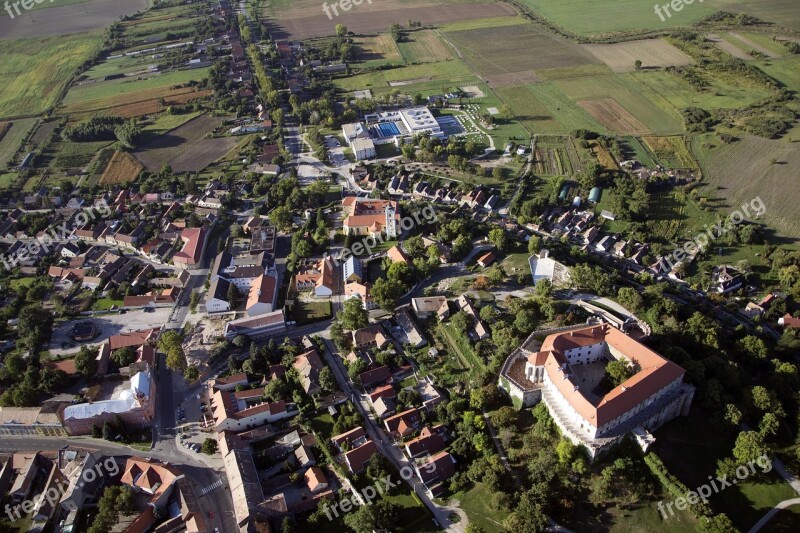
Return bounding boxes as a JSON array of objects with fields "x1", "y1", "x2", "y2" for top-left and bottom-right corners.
[
  {"x1": 582, "y1": 39, "x2": 694, "y2": 73},
  {"x1": 133, "y1": 114, "x2": 237, "y2": 172},
  {"x1": 264, "y1": 3, "x2": 516, "y2": 40},
  {"x1": 48, "y1": 307, "x2": 172, "y2": 357},
  {"x1": 578, "y1": 98, "x2": 649, "y2": 135},
  {"x1": 0, "y1": 0, "x2": 148, "y2": 39},
  {"x1": 445, "y1": 23, "x2": 599, "y2": 87},
  {"x1": 100, "y1": 151, "x2": 144, "y2": 184}
]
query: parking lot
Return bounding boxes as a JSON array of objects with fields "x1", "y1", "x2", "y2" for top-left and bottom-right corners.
[{"x1": 49, "y1": 308, "x2": 172, "y2": 356}]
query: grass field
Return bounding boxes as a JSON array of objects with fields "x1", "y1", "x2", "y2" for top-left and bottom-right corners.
[
  {"x1": 50, "y1": 141, "x2": 113, "y2": 169},
  {"x1": 641, "y1": 135, "x2": 698, "y2": 169},
  {"x1": 0, "y1": 33, "x2": 103, "y2": 119},
  {"x1": 692, "y1": 133, "x2": 800, "y2": 241},
  {"x1": 519, "y1": 0, "x2": 800, "y2": 34},
  {"x1": 292, "y1": 300, "x2": 332, "y2": 325},
  {"x1": 398, "y1": 30, "x2": 454, "y2": 63},
  {"x1": 496, "y1": 83, "x2": 606, "y2": 135},
  {"x1": 0, "y1": 118, "x2": 37, "y2": 167},
  {"x1": 333, "y1": 60, "x2": 477, "y2": 95},
  {"x1": 63, "y1": 68, "x2": 210, "y2": 106},
  {"x1": 352, "y1": 34, "x2": 403, "y2": 68},
  {"x1": 0, "y1": 173, "x2": 18, "y2": 189},
  {"x1": 445, "y1": 23, "x2": 599, "y2": 86},
  {"x1": 582, "y1": 39, "x2": 694, "y2": 73},
  {"x1": 555, "y1": 74, "x2": 684, "y2": 134}
]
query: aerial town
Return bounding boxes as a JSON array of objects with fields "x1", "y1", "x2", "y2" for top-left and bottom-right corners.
[{"x1": 0, "y1": 0, "x2": 799, "y2": 532}]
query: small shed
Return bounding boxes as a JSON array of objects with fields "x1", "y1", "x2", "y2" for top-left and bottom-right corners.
[{"x1": 589, "y1": 187, "x2": 602, "y2": 203}]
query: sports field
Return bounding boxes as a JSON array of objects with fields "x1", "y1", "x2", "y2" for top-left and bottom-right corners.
[{"x1": 0, "y1": 33, "x2": 104, "y2": 119}]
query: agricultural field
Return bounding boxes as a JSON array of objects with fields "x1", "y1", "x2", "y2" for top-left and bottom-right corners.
[
  {"x1": 352, "y1": 34, "x2": 403, "y2": 68},
  {"x1": 397, "y1": 30, "x2": 454, "y2": 63},
  {"x1": 517, "y1": 0, "x2": 715, "y2": 34},
  {"x1": 641, "y1": 135, "x2": 698, "y2": 169},
  {"x1": 132, "y1": 114, "x2": 237, "y2": 173},
  {"x1": 0, "y1": 0, "x2": 148, "y2": 39},
  {"x1": 579, "y1": 98, "x2": 650, "y2": 135},
  {"x1": 444, "y1": 22, "x2": 600, "y2": 86},
  {"x1": 0, "y1": 34, "x2": 104, "y2": 119},
  {"x1": 496, "y1": 83, "x2": 605, "y2": 135},
  {"x1": 692, "y1": 133, "x2": 800, "y2": 241},
  {"x1": 581, "y1": 39, "x2": 694, "y2": 73},
  {"x1": 263, "y1": 2, "x2": 516, "y2": 40},
  {"x1": 532, "y1": 137, "x2": 578, "y2": 175},
  {"x1": 49, "y1": 141, "x2": 114, "y2": 170},
  {"x1": 0, "y1": 118, "x2": 38, "y2": 168},
  {"x1": 333, "y1": 60, "x2": 477, "y2": 96},
  {"x1": 588, "y1": 140, "x2": 619, "y2": 170},
  {"x1": 555, "y1": 74, "x2": 684, "y2": 134},
  {"x1": 100, "y1": 151, "x2": 144, "y2": 184}
]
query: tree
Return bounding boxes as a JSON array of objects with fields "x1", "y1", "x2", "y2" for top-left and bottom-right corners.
[
  {"x1": 491, "y1": 406, "x2": 517, "y2": 429},
  {"x1": 111, "y1": 347, "x2": 137, "y2": 368},
  {"x1": 319, "y1": 367, "x2": 336, "y2": 393},
  {"x1": 732, "y1": 431, "x2": 767, "y2": 465},
  {"x1": 201, "y1": 438, "x2": 218, "y2": 455},
  {"x1": 102, "y1": 421, "x2": 116, "y2": 441},
  {"x1": 404, "y1": 235, "x2": 425, "y2": 257},
  {"x1": 634, "y1": 59, "x2": 643, "y2": 70},
  {"x1": 738, "y1": 335, "x2": 767, "y2": 360},
  {"x1": 265, "y1": 377, "x2": 290, "y2": 401},
  {"x1": 75, "y1": 346, "x2": 98, "y2": 377},
  {"x1": 617, "y1": 287, "x2": 643, "y2": 313},
  {"x1": 338, "y1": 298, "x2": 369, "y2": 330},
  {"x1": 344, "y1": 504, "x2": 377, "y2": 533},
  {"x1": 184, "y1": 364, "x2": 200, "y2": 381},
  {"x1": 335, "y1": 24, "x2": 348, "y2": 37},
  {"x1": 159, "y1": 330, "x2": 186, "y2": 371},
  {"x1": 450, "y1": 311, "x2": 472, "y2": 335},
  {"x1": 527, "y1": 235, "x2": 542, "y2": 254},
  {"x1": 18, "y1": 305, "x2": 54, "y2": 352},
  {"x1": 606, "y1": 359, "x2": 634, "y2": 387},
  {"x1": 372, "y1": 277, "x2": 405, "y2": 311},
  {"x1": 270, "y1": 205, "x2": 293, "y2": 230},
  {"x1": 698, "y1": 514, "x2": 738, "y2": 533},
  {"x1": 390, "y1": 23, "x2": 402, "y2": 42},
  {"x1": 488, "y1": 228, "x2": 507, "y2": 251}
]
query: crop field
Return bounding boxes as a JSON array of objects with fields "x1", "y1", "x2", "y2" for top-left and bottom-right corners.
[
  {"x1": 0, "y1": 123, "x2": 10, "y2": 142},
  {"x1": 444, "y1": 23, "x2": 600, "y2": 87},
  {"x1": 641, "y1": 136, "x2": 697, "y2": 169},
  {"x1": 496, "y1": 83, "x2": 605, "y2": 135},
  {"x1": 0, "y1": 0, "x2": 149, "y2": 39},
  {"x1": 579, "y1": 98, "x2": 649, "y2": 135},
  {"x1": 397, "y1": 30, "x2": 453, "y2": 63},
  {"x1": 723, "y1": 32, "x2": 782, "y2": 58},
  {"x1": 532, "y1": 138, "x2": 577, "y2": 176},
  {"x1": 264, "y1": 2, "x2": 516, "y2": 40},
  {"x1": 519, "y1": 0, "x2": 800, "y2": 34},
  {"x1": 0, "y1": 118, "x2": 37, "y2": 168},
  {"x1": 334, "y1": 60, "x2": 477, "y2": 95},
  {"x1": 0, "y1": 34, "x2": 104, "y2": 119},
  {"x1": 588, "y1": 141, "x2": 619, "y2": 170},
  {"x1": 133, "y1": 114, "x2": 237, "y2": 172},
  {"x1": 63, "y1": 68, "x2": 210, "y2": 106},
  {"x1": 692, "y1": 134, "x2": 800, "y2": 241},
  {"x1": 100, "y1": 151, "x2": 144, "y2": 184},
  {"x1": 353, "y1": 34, "x2": 403, "y2": 68},
  {"x1": 555, "y1": 74, "x2": 684, "y2": 134},
  {"x1": 582, "y1": 39, "x2": 694, "y2": 73},
  {"x1": 50, "y1": 141, "x2": 113, "y2": 169}
]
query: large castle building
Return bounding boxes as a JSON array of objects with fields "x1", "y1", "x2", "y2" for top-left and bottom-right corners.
[{"x1": 499, "y1": 323, "x2": 694, "y2": 457}]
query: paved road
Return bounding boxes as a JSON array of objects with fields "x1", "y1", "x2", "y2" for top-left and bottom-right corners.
[
  {"x1": 747, "y1": 498, "x2": 800, "y2": 533},
  {"x1": 319, "y1": 338, "x2": 466, "y2": 532}
]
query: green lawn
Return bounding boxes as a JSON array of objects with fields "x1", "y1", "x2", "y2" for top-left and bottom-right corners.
[
  {"x1": 0, "y1": 33, "x2": 104, "y2": 119},
  {"x1": 309, "y1": 412, "x2": 334, "y2": 437},
  {"x1": 292, "y1": 300, "x2": 332, "y2": 325},
  {"x1": 92, "y1": 298, "x2": 123, "y2": 311},
  {"x1": 9, "y1": 277, "x2": 36, "y2": 291},
  {"x1": 452, "y1": 483, "x2": 506, "y2": 532},
  {"x1": 496, "y1": 83, "x2": 606, "y2": 135},
  {"x1": 0, "y1": 172, "x2": 18, "y2": 189}
]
